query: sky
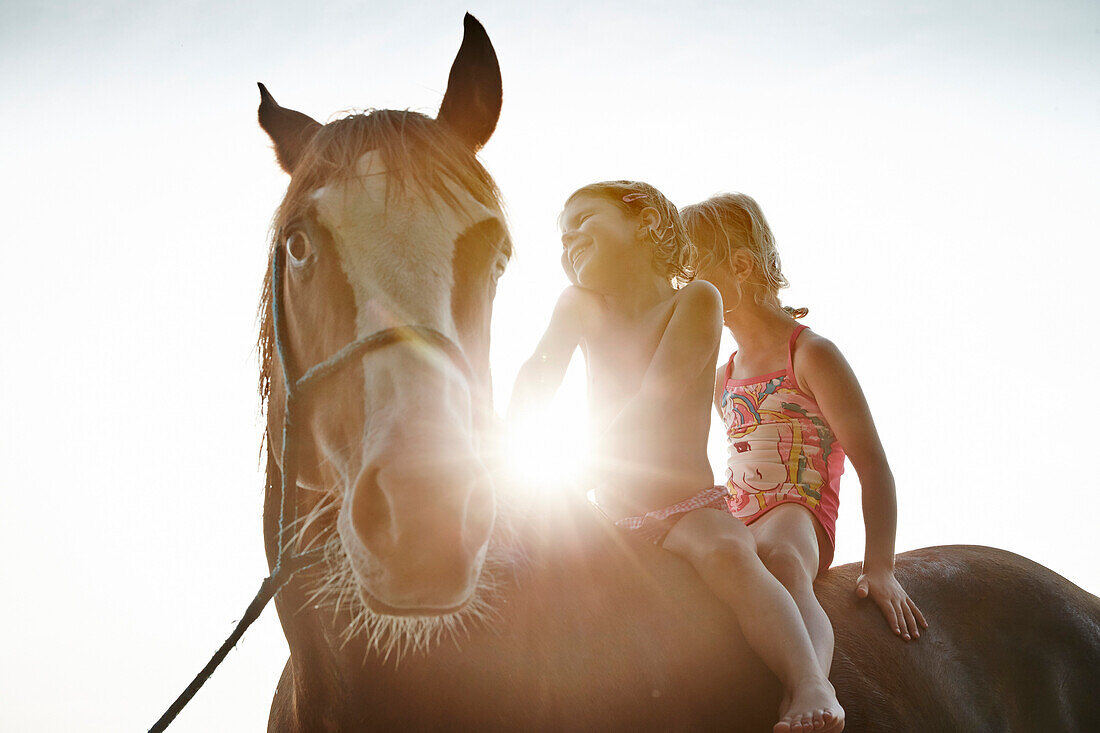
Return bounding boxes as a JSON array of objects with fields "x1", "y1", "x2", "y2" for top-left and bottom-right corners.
[{"x1": 1, "y1": 1, "x2": 1097, "y2": 730}]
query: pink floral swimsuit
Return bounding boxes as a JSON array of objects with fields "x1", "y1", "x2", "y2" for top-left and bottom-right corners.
[{"x1": 720, "y1": 325, "x2": 844, "y2": 569}]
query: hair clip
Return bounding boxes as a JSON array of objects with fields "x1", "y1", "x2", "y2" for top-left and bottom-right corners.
[{"x1": 622, "y1": 192, "x2": 647, "y2": 203}]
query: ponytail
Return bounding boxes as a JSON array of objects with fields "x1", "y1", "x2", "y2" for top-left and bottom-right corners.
[{"x1": 783, "y1": 305, "x2": 809, "y2": 319}]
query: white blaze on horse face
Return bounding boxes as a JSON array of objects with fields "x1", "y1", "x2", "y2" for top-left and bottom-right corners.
[
  {"x1": 311, "y1": 151, "x2": 498, "y2": 346},
  {"x1": 309, "y1": 150, "x2": 496, "y2": 439},
  {"x1": 311, "y1": 150, "x2": 500, "y2": 611}
]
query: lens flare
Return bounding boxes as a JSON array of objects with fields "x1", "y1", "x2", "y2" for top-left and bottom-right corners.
[{"x1": 501, "y1": 404, "x2": 591, "y2": 498}]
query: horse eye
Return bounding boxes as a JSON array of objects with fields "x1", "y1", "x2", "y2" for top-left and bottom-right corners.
[
  {"x1": 286, "y1": 231, "x2": 312, "y2": 263},
  {"x1": 492, "y1": 257, "x2": 507, "y2": 281}
]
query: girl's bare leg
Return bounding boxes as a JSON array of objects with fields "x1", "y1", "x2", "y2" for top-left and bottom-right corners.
[
  {"x1": 664, "y1": 508, "x2": 844, "y2": 733},
  {"x1": 750, "y1": 505, "x2": 835, "y2": 675}
]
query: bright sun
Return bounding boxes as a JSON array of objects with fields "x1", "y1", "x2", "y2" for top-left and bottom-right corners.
[{"x1": 501, "y1": 400, "x2": 592, "y2": 497}]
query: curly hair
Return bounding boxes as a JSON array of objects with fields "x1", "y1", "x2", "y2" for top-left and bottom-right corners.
[
  {"x1": 681, "y1": 193, "x2": 807, "y2": 318},
  {"x1": 563, "y1": 180, "x2": 696, "y2": 287}
]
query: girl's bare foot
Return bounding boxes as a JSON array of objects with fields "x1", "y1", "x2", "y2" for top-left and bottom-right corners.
[{"x1": 773, "y1": 676, "x2": 844, "y2": 733}]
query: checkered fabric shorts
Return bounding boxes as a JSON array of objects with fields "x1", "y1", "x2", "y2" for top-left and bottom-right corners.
[{"x1": 612, "y1": 486, "x2": 733, "y2": 546}]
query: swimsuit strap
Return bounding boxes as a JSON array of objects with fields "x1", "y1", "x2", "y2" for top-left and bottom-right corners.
[
  {"x1": 727, "y1": 325, "x2": 808, "y2": 386},
  {"x1": 786, "y1": 324, "x2": 810, "y2": 392}
]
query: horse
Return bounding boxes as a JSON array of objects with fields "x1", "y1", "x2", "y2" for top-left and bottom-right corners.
[{"x1": 256, "y1": 15, "x2": 1100, "y2": 731}]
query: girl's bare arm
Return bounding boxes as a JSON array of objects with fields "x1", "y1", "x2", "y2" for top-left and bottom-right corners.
[
  {"x1": 506, "y1": 286, "x2": 593, "y2": 425},
  {"x1": 606, "y1": 281, "x2": 723, "y2": 431},
  {"x1": 796, "y1": 335, "x2": 928, "y2": 640}
]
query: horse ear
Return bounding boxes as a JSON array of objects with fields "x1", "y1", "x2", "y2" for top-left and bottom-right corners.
[
  {"x1": 437, "y1": 13, "x2": 502, "y2": 151},
  {"x1": 257, "y1": 83, "x2": 322, "y2": 173}
]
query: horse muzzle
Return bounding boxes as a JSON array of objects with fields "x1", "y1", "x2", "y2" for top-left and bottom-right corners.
[{"x1": 337, "y1": 445, "x2": 495, "y2": 615}]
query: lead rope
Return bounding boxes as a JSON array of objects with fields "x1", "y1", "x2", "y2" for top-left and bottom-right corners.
[
  {"x1": 147, "y1": 551, "x2": 325, "y2": 733},
  {"x1": 149, "y1": 247, "x2": 477, "y2": 731},
  {"x1": 149, "y1": 248, "x2": 322, "y2": 732}
]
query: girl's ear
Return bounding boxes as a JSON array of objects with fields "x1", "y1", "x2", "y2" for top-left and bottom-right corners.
[
  {"x1": 636, "y1": 206, "x2": 661, "y2": 239},
  {"x1": 730, "y1": 248, "x2": 756, "y2": 281}
]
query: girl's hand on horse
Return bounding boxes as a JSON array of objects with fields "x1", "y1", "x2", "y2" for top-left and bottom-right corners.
[{"x1": 855, "y1": 568, "x2": 928, "y2": 641}]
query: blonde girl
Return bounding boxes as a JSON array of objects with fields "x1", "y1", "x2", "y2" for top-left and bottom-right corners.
[{"x1": 682, "y1": 193, "x2": 927, "y2": 678}]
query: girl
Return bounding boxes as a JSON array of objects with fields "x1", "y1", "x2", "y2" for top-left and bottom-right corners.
[
  {"x1": 509, "y1": 181, "x2": 843, "y2": 733},
  {"x1": 681, "y1": 193, "x2": 927, "y2": 678}
]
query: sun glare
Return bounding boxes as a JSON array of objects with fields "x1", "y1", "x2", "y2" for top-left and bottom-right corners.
[{"x1": 501, "y1": 403, "x2": 592, "y2": 499}]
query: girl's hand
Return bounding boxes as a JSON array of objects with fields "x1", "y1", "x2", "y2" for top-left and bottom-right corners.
[{"x1": 855, "y1": 569, "x2": 928, "y2": 641}]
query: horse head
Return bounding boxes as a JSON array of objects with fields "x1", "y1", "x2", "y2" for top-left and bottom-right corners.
[{"x1": 256, "y1": 15, "x2": 509, "y2": 628}]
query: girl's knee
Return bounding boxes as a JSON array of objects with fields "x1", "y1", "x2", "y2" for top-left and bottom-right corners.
[
  {"x1": 759, "y1": 542, "x2": 815, "y2": 588},
  {"x1": 693, "y1": 531, "x2": 760, "y2": 576},
  {"x1": 668, "y1": 511, "x2": 758, "y2": 572}
]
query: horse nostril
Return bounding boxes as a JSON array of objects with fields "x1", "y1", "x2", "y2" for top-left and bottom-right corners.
[
  {"x1": 349, "y1": 467, "x2": 395, "y2": 558},
  {"x1": 339, "y1": 452, "x2": 495, "y2": 610},
  {"x1": 349, "y1": 457, "x2": 492, "y2": 554}
]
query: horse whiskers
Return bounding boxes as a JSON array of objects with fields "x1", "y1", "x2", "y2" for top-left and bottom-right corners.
[
  {"x1": 275, "y1": 432, "x2": 525, "y2": 663},
  {"x1": 296, "y1": 496, "x2": 339, "y2": 548},
  {"x1": 276, "y1": 474, "x2": 344, "y2": 558},
  {"x1": 287, "y1": 491, "x2": 519, "y2": 664}
]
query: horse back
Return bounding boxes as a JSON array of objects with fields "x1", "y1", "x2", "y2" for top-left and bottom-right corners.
[{"x1": 821, "y1": 545, "x2": 1100, "y2": 732}]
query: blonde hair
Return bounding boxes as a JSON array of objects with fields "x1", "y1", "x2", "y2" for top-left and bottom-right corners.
[
  {"x1": 681, "y1": 193, "x2": 807, "y2": 318},
  {"x1": 563, "y1": 180, "x2": 696, "y2": 287}
]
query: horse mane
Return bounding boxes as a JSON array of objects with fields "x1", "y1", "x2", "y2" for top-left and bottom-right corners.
[{"x1": 256, "y1": 108, "x2": 506, "y2": 411}]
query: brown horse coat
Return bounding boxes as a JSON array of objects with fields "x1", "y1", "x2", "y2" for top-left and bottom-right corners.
[{"x1": 266, "y1": 491, "x2": 1100, "y2": 731}]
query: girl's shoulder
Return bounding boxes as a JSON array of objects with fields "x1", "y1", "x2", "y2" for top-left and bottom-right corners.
[
  {"x1": 792, "y1": 328, "x2": 844, "y2": 365},
  {"x1": 557, "y1": 284, "x2": 603, "y2": 308},
  {"x1": 677, "y1": 279, "x2": 721, "y2": 300},
  {"x1": 554, "y1": 285, "x2": 605, "y2": 333},
  {"x1": 791, "y1": 328, "x2": 859, "y2": 399},
  {"x1": 673, "y1": 279, "x2": 722, "y2": 312}
]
